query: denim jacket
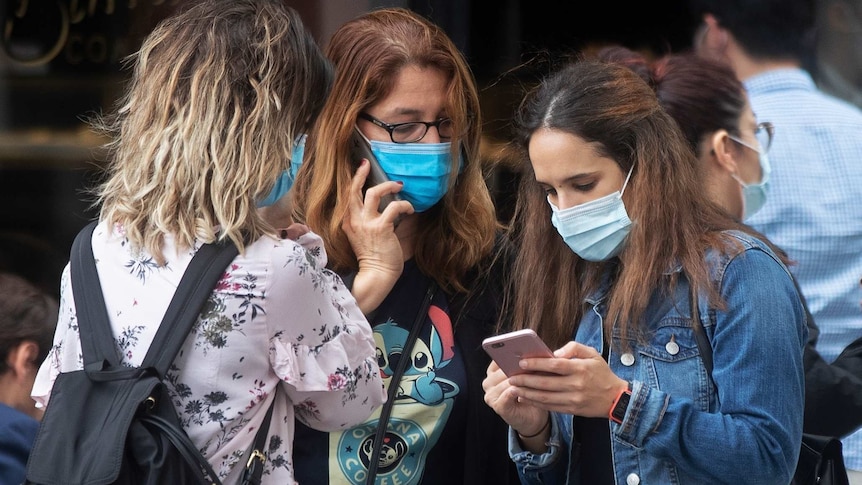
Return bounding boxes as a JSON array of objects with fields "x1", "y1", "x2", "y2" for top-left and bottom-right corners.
[{"x1": 509, "y1": 231, "x2": 807, "y2": 485}]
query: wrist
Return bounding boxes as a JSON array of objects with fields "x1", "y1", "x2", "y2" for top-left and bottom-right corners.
[
  {"x1": 350, "y1": 265, "x2": 400, "y2": 314},
  {"x1": 517, "y1": 413, "x2": 551, "y2": 439}
]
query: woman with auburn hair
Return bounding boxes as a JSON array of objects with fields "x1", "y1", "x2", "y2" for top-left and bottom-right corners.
[
  {"x1": 30, "y1": 1, "x2": 384, "y2": 483},
  {"x1": 289, "y1": 7, "x2": 516, "y2": 485},
  {"x1": 482, "y1": 58, "x2": 807, "y2": 484}
]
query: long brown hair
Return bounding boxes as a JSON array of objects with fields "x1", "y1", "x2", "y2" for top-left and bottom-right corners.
[
  {"x1": 291, "y1": 7, "x2": 496, "y2": 292},
  {"x1": 597, "y1": 46, "x2": 793, "y2": 267},
  {"x1": 507, "y1": 59, "x2": 757, "y2": 348},
  {"x1": 93, "y1": 0, "x2": 330, "y2": 263}
]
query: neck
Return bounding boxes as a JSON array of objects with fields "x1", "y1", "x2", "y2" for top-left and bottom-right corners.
[
  {"x1": 0, "y1": 373, "x2": 41, "y2": 420},
  {"x1": 725, "y1": 40, "x2": 801, "y2": 81},
  {"x1": 395, "y1": 213, "x2": 419, "y2": 261}
]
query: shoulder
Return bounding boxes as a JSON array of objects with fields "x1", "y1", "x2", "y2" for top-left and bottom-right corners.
[
  {"x1": 0, "y1": 404, "x2": 39, "y2": 441},
  {"x1": 243, "y1": 227, "x2": 330, "y2": 278},
  {"x1": 703, "y1": 231, "x2": 799, "y2": 306},
  {"x1": 707, "y1": 230, "x2": 791, "y2": 280},
  {"x1": 746, "y1": 69, "x2": 860, "y2": 117}
]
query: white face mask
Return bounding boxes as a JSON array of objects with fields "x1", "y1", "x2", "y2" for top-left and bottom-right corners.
[
  {"x1": 548, "y1": 166, "x2": 634, "y2": 261},
  {"x1": 728, "y1": 134, "x2": 771, "y2": 220}
]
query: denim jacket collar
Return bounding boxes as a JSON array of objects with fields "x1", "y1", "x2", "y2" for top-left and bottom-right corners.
[{"x1": 583, "y1": 261, "x2": 683, "y2": 306}]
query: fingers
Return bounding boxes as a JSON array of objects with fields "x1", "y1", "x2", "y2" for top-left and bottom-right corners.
[
  {"x1": 554, "y1": 341, "x2": 600, "y2": 359},
  {"x1": 349, "y1": 159, "x2": 413, "y2": 225},
  {"x1": 365, "y1": 181, "x2": 412, "y2": 221},
  {"x1": 351, "y1": 159, "x2": 371, "y2": 194},
  {"x1": 483, "y1": 362, "x2": 506, "y2": 389}
]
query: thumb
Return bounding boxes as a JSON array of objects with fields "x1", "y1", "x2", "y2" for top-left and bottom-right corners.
[{"x1": 554, "y1": 341, "x2": 600, "y2": 359}]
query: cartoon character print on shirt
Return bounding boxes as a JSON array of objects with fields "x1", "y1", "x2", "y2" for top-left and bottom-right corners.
[{"x1": 334, "y1": 304, "x2": 458, "y2": 485}]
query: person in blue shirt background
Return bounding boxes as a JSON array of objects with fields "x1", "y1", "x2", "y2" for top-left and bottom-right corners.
[
  {"x1": 691, "y1": 0, "x2": 862, "y2": 481},
  {"x1": 0, "y1": 272, "x2": 57, "y2": 485}
]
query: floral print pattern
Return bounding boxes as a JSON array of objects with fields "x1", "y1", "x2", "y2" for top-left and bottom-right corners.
[{"x1": 32, "y1": 221, "x2": 385, "y2": 484}]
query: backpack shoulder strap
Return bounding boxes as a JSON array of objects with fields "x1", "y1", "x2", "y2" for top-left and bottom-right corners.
[
  {"x1": 689, "y1": 283, "x2": 713, "y2": 378},
  {"x1": 70, "y1": 221, "x2": 239, "y2": 376},
  {"x1": 71, "y1": 220, "x2": 117, "y2": 371},
  {"x1": 141, "y1": 237, "x2": 239, "y2": 375}
]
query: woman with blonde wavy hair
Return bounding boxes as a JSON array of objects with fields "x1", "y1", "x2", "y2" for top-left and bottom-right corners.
[
  {"x1": 288, "y1": 7, "x2": 517, "y2": 485},
  {"x1": 30, "y1": 1, "x2": 384, "y2": 483}
]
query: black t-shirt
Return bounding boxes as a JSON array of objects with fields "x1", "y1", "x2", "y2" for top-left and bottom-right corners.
[
  {"x1": 572, "y1": 416, "x2": 614, "y2": 484},
  {"x1": 294, "y1": 260, "x2": 468, "y2": 484},
  {"x1": 572, "y1": 337, "x2": 614, "y2": 483}
]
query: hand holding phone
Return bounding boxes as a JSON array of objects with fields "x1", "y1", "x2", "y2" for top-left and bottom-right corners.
[
  {"x1": 482, "y1": 329, "x2": 554, "y2": 377},
  {"x1": 349, "y1": 129, "x2": 403, "y2": 216}
]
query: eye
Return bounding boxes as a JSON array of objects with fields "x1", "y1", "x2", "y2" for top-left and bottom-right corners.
[
  {"x1": 538, "y1": 183, "x2": 556, "y2": 196},
  {"x1": 437, "y1": 118, "x2": 454, "y2": 139},
  {"x1": 573, "y1": 181, "x2": 597, "y2": 192},
  {"x1": 391, "y1": 123, "x2": 425, "y2": 142},
  {"x1": 413, "y1": 351, "x2": 430, "y2": 371}
]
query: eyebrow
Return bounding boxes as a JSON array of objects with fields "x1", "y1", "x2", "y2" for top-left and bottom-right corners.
[
  {"x1": 383, "y1": 107, "x2": 447, "y2": 119},
  {"x1": 536, "y1": 172, "x2": 597, "y2": 185}
]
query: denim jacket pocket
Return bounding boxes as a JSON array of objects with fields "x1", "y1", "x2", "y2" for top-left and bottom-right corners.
[{"x1": 634, "y1": 317, "x2": 713, "y2": 411}]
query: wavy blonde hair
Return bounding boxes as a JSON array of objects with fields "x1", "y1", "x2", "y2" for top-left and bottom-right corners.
[
  {"x1": 93, "y1": 0, "x2": 330, "y2": 264},
  {"x1": 291, "y1": 7, "x2": 497, "y2": 292}
]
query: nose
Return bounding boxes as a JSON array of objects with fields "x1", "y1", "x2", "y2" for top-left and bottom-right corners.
[
  {"x1": 421, "y1": 126, "x2": 442, "y2": 144},
  {"x1": 554, "y1": 192, "x2": 582, "y2": 211}
]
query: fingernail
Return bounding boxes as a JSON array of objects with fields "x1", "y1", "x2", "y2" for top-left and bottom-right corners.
[
  {"x1": 396, "y1": 180, "x2": 404, "y2": 185},
  {"x1": 280, "y1": 229, "x2": 288, "y2": 239}
]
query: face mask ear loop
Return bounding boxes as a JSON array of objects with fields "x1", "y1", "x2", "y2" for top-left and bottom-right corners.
[
  {"x1": 355, "y1": 125, "x2": 373, "y2": 144},
  {"x1": 618, "y1": 165, "x2": 635, "y2": 198}
]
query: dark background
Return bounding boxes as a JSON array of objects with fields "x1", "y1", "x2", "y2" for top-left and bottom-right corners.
[{"x1": 0, "y1": 0, "x2": 697, "y2": 297}]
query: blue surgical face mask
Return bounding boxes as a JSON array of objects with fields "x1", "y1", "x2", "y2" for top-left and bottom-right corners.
[
  {"x1": 257, "y1": 134, "x2": 306, "y2": 207},
  {"x1": 728, "y1": 137, "x2": 771, "y2": 220},
  {"x1": 548, "y1": 167, "x2": 634, "y2": 261},
  {"x1": 367, "y1": 138, "x2": 461, "y2": 213}
]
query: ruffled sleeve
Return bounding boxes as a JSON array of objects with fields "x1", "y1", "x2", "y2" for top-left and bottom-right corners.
[
  {"x1": 31, "y1": 263, "x2": 82, "y2": 408},
  {"x1": 266, "y1": 230, "x2": 385, "y2": 431}
]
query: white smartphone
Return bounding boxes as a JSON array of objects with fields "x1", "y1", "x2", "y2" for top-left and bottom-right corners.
[{"x1": 482, "y1": 329, "x2": 553, "y2": 377}]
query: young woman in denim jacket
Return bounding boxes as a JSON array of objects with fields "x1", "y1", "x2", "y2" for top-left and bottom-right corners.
[{"x1": 482, "y1": 59, "x2": 808, "y2": 484}]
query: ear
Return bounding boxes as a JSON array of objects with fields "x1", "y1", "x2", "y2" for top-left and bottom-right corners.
[
  {"x1": 702, "y1": 14, "x2": 729, "y2": 52},
  {"x1": 827, "y1": 2, "x2": 857, "y2": 33},
  {"x1": 708, "y1": 130, "x2": 740, "y2": 175},
  {"x1": 6, "y1": 340, "x2": 39, "y2": 381}
]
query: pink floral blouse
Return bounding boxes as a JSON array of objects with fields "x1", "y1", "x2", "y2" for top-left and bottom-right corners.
[{"x1": 31, "y1": 221, "x2": 385, "y2": 484}]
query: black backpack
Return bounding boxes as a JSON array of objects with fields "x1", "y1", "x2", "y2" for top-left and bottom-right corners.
[{"x1": 25, "y1": 221, "x2": 272, "y2": 485}]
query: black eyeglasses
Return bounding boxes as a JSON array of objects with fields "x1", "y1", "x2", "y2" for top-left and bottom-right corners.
[
  {"x1": 730, "y1": 121, "x2": 775, "y2": 154},
  {"x1": 358, "y1": 112, "x2": 454, "y2": 144}
]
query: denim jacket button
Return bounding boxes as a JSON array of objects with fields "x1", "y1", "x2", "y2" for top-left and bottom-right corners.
[
  {"x1": 620, "y1": 352, "x2": 635, "y2": 366},
  {"x1": 626, "y1": 472, "x2": 640, "y2": 485},
  {"x1": 665, "y1": 341, "x2": 680, "y2": 355}
]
